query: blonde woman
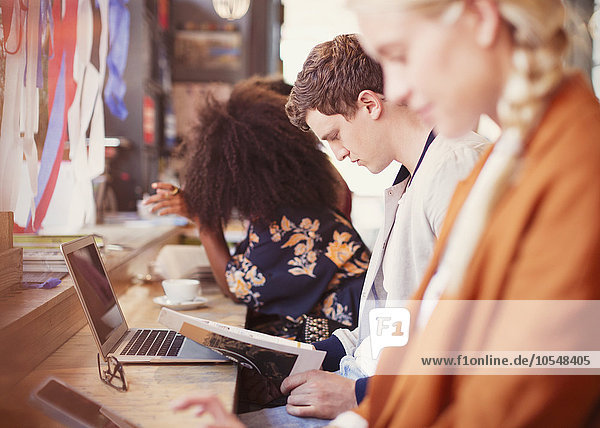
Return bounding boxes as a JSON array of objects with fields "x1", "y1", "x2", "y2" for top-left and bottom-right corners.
[{"x1": 327, "y1": 0, "x2": 600, "y2": 427}]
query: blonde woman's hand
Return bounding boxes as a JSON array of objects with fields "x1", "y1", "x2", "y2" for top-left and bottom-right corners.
[
  {"x1": 170, "y1": 395, "x2": 245, "y2": 428},
  {"x1": 144, "y1": 182, "x2": 193, "y2": 220}
]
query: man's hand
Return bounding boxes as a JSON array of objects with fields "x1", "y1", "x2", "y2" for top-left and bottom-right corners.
[{"x1": 280, "y1": 370, "x2": 357, "y2": 419}]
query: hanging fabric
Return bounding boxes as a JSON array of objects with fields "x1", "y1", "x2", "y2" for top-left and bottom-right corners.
[
  {"x1": 0, "y1": 0, "x2": 23, "y2": 212},
  {"x1": 0, "y1": 0, "x2": 14, "y2": 43},
  {"x1": 21, "y1": 0, "x2": 43, "y2": 224},
  {"x1": 104, "y1": 0, "x2": 129, "y2": 120},
  {"x1": 66, "y1": 0, "x2": 108, "y2": 230},
  {"x1": 27, "y1": 0, "x2": 79, "y2": 232},
  {"x1": 0, "y1": 0, "x2": 38, "y2": 219}
]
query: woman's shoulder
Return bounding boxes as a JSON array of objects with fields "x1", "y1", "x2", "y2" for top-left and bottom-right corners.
[
  {"x1": 527, "y1": 73, "x2": 600, "y2": 168},
  {"x1": 540, "y1": 73, "x2": 600, "y2": 137}
]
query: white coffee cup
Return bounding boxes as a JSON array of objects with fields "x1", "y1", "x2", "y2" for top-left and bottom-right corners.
[{"x1": 161, "y1": 279, "x2": 200, "y2": 304}]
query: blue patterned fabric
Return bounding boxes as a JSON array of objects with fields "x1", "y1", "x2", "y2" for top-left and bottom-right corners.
[{"x1": 226, "y1": 208, "x2": 370, "y2": 334}]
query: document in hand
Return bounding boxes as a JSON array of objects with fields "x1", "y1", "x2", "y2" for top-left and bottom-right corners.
[{"x1": 158, "y1": 308, "x2": 326, "y2": 388}]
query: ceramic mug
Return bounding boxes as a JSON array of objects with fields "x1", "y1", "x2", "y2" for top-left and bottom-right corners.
[{"x1": 161, "y1": 279, "x2": 200, "y2": 304}]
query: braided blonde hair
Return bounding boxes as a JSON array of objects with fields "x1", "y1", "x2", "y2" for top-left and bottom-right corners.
[
  {"x1": 497, "y1": 1, "x2": 568, "y2": 138},
  {"x1": 349, "y1": 0, "x2": 569, "y2": 298}
]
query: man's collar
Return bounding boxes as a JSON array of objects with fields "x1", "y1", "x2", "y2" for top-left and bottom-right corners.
[{"x1": 393, "y1": 165, "x2": 410, "y2": 185}]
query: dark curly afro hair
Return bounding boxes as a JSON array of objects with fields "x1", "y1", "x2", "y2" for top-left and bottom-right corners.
[{"x1": 182, "y1": 77, "x2": 340, "y2": 229}]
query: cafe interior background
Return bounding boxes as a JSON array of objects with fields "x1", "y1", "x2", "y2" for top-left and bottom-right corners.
[{"x1": 0, "y1": 0, "x2": 599, "y2": 248}]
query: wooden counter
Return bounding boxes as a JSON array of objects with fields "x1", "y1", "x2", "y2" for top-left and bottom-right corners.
[
  {"x1": 2, "y1": 281, "x2": 246, "y2": 427},
  {"x1": 0, "y1": 222, "x2": 247, "y2": 426}
]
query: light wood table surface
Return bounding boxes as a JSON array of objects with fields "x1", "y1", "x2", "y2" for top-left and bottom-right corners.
[{"x1": 3, "y1": 279, "x2": 247, "y2": 427}]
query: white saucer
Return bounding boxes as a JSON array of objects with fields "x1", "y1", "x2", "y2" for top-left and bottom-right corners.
[{"x1": 153, "y1": 295, "x2": 208, "y2": 310}]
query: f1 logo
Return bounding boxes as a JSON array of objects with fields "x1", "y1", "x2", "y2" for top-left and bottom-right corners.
[{"x1": 369, "y1": 307, "x2": 410, "y2": 359}]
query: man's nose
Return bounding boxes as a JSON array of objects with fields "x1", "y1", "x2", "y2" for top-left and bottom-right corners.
[{"x1": 329, "y1": 141, "x2": 350, "y2": 161}]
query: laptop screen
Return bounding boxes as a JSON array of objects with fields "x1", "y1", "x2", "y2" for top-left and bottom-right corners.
[{"x1": 64, "y1": 242, "x2": 125, "y2": 345}]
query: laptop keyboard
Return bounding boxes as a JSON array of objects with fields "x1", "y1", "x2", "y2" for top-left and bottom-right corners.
[{"x1": 120, "y1": 329, "x2": 184, "y2": 357}]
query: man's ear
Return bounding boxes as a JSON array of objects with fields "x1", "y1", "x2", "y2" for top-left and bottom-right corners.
[{"x1": 357, "y1": 90, "x2": 383, "y2": 119}]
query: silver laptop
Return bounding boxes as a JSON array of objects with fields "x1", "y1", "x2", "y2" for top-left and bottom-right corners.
[{"x1": 60, "y1": 235, "x2": 228, "y2": 364}]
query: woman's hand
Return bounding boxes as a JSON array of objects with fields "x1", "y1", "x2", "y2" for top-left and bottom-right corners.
[
  {"x1": 144, "y1": 182, "x2": 194, "y2": 220},
  {"x1": 170, "y1": 395, "x2": 245, "y2": 428}
]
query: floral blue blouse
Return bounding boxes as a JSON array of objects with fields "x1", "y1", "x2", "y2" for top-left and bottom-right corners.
[{"x1": 225, "y1": 208, "x2": 370, "y2": 334}]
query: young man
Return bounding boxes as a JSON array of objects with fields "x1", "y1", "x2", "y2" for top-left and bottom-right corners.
[{"x1": 276, "y1": 34, "x2": 489, "y2": 421}]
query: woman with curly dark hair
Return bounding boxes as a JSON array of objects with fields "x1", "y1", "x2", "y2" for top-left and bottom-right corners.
[{"x1": 146, "y1": 77, "x2": 370, "y2": 338}]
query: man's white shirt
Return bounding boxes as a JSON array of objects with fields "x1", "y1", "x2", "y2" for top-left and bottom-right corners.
[{"x1": 333, "y1": 131, "x2": 490, "y2": 376}]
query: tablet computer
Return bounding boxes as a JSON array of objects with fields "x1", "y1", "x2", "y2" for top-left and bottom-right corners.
[{"x1": 30, "y1": 378, "x2": 138, "y2": 428}]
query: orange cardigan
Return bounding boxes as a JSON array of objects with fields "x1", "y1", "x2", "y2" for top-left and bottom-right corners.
[{"x1": 354, "y1": 74, "x2": 600, "y2": 427}]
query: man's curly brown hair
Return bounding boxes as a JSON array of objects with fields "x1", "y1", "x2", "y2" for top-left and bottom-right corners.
[
  {"x1": 286, "y1": 34, "x2": 384, "y2": 132},
  {"x1": 182, "y1": 77, "x2": 340, "y2": 229}
]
